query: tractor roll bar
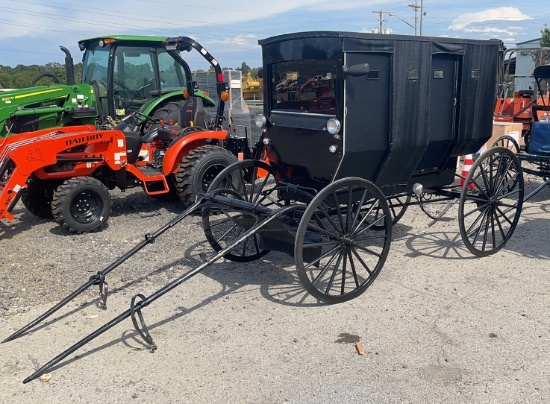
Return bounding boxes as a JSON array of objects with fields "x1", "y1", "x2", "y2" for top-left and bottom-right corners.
[{"x1": 164, "y1": 36, "x2": 229, "y2": 130}]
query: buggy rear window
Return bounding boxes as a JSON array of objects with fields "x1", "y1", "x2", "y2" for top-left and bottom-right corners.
[{"x1": 270, "y1": 60, "x2": 337, "y2": 114}]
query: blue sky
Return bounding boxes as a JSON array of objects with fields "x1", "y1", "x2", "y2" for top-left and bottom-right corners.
[{"x1": 0, "y1": 0, "x2": 547, "y2": 70}]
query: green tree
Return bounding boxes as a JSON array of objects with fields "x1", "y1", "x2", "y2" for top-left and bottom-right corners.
[{"x1": 542, "y1": 24, "x2": 550, "y2": 47}]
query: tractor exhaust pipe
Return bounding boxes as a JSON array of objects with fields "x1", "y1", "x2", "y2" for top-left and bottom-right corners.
[{"x1": 60, "y1": 46, "x2": 75, "y2": 85}]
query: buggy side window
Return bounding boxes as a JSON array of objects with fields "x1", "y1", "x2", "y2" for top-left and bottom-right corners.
[{"x1": 270, "y1": 60, "x2": 337, "y2": 114}]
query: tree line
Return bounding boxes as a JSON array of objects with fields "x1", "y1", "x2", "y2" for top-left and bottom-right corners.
[{"x1": 0, "y1": 61, "x2": 260, "y2": 90}]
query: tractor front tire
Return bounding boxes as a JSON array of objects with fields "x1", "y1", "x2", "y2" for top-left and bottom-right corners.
[
  {"x1": 51, "y1": 177, "x2": 111, "y2": 234},
  {"x1": 21, "y1": 180, "x2": 57, "y2": 219},
  {"x1": 175, "y1": 145, "x2": 238, "y2": 206}
]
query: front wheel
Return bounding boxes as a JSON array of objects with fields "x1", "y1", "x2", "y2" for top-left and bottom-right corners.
[
  {"x1": 51, "y1": 177, "x2": 111, "y2": 234},
  {"x1": 201, "y1": 159, "x2": 286, "y2": 262},
  {"x1": 21, "y1": 180, "x2": 58, "y2": 218},
  {"x1": 295, "y1": 177, "x2": 392, "y2": 303},
  {"x1": 458, "y1": 147, "x2": 523, "y2": 256},
  {"x1": 175, "y1": 145, "x2": 238, "y2": 206}
]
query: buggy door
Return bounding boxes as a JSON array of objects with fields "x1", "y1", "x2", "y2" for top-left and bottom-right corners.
[
  {"x1": 415, "y1": 53, "x2": 459, "y2": 171},
  {"x1": 337, "y1": 52, "x2": 391, "y2": 183}
]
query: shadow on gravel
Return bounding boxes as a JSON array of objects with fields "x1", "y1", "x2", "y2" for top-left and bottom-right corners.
[
  {"x1": 0, "y1": 210, "x2": 50, "y2": 240},
  {"x1": 403, "y1": 230, "x2": 474, "y2": 260}
]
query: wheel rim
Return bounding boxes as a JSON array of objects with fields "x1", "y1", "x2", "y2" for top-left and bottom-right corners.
[
  {"x1": 202, "y1": 160, "x2": 285, "y2": 262},
  {"x1": 459, "y1": 147, "x2": 524, "y2": 256},
  {"x1": 70, "y1": 190, "x2": 105, "y2": 224},
  {"x1": 295, "y1": 178, "x2": 392, "y2": 303},
  {"x1": 200, "y1": 163, "x2": 229, "y2": 193}
]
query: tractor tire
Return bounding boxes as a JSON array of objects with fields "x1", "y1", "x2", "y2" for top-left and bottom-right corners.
[
  {"x1": 51, "y1": 177, "x2": 111, "y2": 234},
  {"x1": 175, "y1": 145, "x2": 238, "y2": 206},
  {"x1": 21, "y1": 180, "x2": 57, "y2": 219},
  {"x1": 151, "y1": 101, "x2": 186, "y2": 126}
]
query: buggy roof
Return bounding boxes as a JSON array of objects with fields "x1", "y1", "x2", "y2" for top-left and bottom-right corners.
[{"x1": 258, "y1": 30, "x2": 502, "y2": 50}]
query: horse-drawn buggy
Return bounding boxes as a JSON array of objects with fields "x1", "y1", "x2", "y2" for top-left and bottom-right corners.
[{"x1": 4, "y1": 32, "x2": 525, "y2": 382}]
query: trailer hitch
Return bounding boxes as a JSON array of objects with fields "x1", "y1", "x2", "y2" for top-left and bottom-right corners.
[{"x1": 21, "y1": 204, "x2": 300, "y2": 383}]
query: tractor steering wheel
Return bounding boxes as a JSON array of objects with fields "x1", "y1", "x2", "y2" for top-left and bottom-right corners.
[{"x1": 128, "y1": 110, "x2": 159, "y2": 133}]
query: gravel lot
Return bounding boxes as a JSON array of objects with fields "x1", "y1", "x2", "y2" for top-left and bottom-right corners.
[{"x1": 0, "y1": 175, "x2": 549, "y2": 403}]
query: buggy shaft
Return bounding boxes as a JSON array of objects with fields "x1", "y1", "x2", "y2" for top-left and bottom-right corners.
[
  {"x1": 23, "y1": 204, "x2": 300, "y2": 383},
  {"x1": 3, "y1": 199, "x2": 205, "y2": 343}
]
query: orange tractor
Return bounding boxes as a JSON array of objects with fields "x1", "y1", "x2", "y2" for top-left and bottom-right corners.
[{"x1": 0, "y1": 37, "x2": 252, "y2": 233}]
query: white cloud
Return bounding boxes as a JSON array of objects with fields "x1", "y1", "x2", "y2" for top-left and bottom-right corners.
[
  {"x1": 204, "y1": 34, "x2": 259, "y2": 51},
  {"x1": 449, "y1": 7, "x2": 532, "y2": 31}
]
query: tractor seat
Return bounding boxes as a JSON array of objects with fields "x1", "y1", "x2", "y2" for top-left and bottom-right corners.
[
  {"x1": 180, "y1": 96, "x2": 207, "y2": 128},
  {"x1": 141, "y1": 126, "x2": 180, "y2": 144},
  {"x1": 114, "y1": 121, "x2": 143, "y2": 164}
]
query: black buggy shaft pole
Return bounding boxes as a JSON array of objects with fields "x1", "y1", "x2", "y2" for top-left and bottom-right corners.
[
  {"x1": 2, "y1": 199, "x2": 205, "y2": 344},
  {"x1": 23, "y1": 204, "x2": 299, "y2": 384}
]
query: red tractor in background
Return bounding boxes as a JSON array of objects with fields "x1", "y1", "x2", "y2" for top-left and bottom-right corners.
[
  {"x1": 0, "y1": 37, "x2": 253, "y2": 234},
  {"x1": 494, "y1": 47, "x2": 550, "y2": 135}
]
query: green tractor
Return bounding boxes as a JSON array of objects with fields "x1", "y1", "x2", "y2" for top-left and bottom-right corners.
[{"x1": 0, "y1": 35, "x2": 214, "y2": 137}]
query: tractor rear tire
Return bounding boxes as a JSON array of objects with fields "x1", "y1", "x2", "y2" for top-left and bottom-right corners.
[
  {"x1": 151, "y1": 101, "x2": 186, "y2": 127},
  {"x1": 175, "y1": 145, "x2": 238, "y2": 206},
  {"x1": 51, "y1": 177, "x2": 111, "y2": 234},
  {"x1": 21, "y1": 180, "x2": 57, "y2": 219}
]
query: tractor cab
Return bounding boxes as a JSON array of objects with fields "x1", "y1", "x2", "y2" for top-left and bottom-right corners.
[{"x1": 79, "y1": 35, "x2": 194, "y2": 120}]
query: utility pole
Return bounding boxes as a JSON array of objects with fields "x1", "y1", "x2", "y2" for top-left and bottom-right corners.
[
  {"x1": 408, "y1": 2, "x2": 421, "y2": 36},
  {"x1": 372, "y1": 10, "x2": 391, "y2": 34},
  {"x1": 419, "y1": 0, "x2": 425, "y2": 36}
]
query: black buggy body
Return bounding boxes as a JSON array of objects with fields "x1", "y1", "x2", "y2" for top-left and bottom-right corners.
[{"x1": 258, "y1": 31, "x2": 502, "y2": 194}]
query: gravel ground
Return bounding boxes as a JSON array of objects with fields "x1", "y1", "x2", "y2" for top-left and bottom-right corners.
[{"x1": 0, "y1": 175, "x2": 549, "y2": 403}]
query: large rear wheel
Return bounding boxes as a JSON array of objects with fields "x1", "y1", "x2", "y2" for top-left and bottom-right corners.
[
  {"x1": 294, "y1": 177, "x2": 392, "y2": 303},
  {"x1": 175, "y1": 145, "x2": 237, "y2": 206},
  {"x1": 458, "y1": 147, "x2": 523, "y2": 256}
]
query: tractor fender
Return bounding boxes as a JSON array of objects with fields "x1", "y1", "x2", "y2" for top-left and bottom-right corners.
[{"x1": 162, "y1": 129, "x2": 229, "y2": 176}]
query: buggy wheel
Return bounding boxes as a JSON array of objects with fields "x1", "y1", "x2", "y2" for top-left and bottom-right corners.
[
  {"x1": 294, "y1": 177, "x2": 392, "y2": 303},
  {"x1": 202, "y1": 159, "x2": 285, "y2": 262},
  {"x1": 51, "y1": 177, "x2": 111, "y2": 234},
  {"x1": 491, "y1": 135, "x2": 520, "y2": 153},
  {"x1": 458, "y1": 147, "x2": 524, "y2": 257},
  {"x1": 371, "y1": 194, "x2": 410, "y2": 229},
  {"x1": 419, "y1": 192, "x2": 454, "y2": 220},
  {"x1": 21, "y1": 180, "x2": 57, "y2": 218},
  {"x1": 175, "y1": 145, "x2": 237, "y2": 206}
]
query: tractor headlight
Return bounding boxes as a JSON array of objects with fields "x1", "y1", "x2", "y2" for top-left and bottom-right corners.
[
  {"x1": 328, "y1": 144, "x2": 339, "y2": 153},
  {"x1": 255, "y1": 114, "x2": 267, "y2": 129},
  {"x1": 326, "y1": 118, "x2": 341, "y2": 135}
]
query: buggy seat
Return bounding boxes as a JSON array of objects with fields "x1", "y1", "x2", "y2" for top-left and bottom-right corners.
[{"x1": 527, "y1": 65, "x2": 550, "y2": 155}]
